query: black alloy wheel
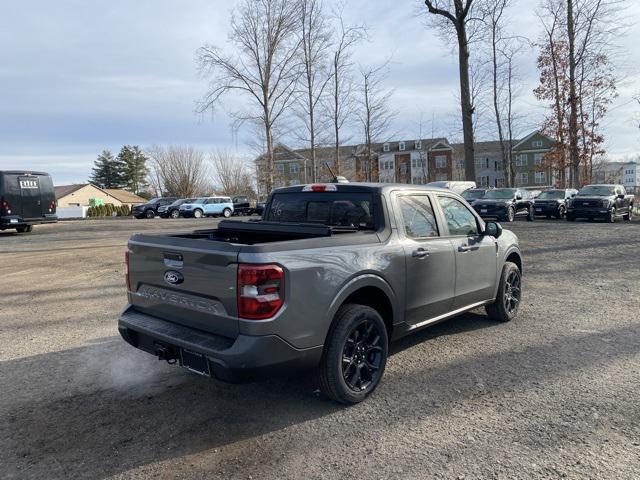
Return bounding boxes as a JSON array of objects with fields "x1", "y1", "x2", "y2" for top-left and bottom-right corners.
[
  {"x1": 341, "y1": 319, "x2": 385, "y2": 393},
  {"x1": 503, "y1": 269, "x2": 521, "y2": 316},
  {"x1": 145, "y1": 209, "x2": 155, "y2": 219},
  {"x1": 608, "y1": 208, "x2": 616, "y2": 223},
  {"x1": 506, "y1": 206, "x2": 515, "y2": 222}
]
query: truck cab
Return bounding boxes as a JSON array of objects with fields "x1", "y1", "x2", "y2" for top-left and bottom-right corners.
[{"x1": 0, "y1": 171, "x2": 57, "y2": 233}]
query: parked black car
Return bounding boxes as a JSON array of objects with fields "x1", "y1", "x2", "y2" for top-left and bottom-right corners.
[
  {"x1": 232, "y1": 196, "x2": 253, "y2": 215},
  {"x1": 255, "y1": 202, "x2": 266, "y2": 217},
  {"x1": 472, "y1": 188, "x2": 534, "y2": 222},
  {"x1": 0, "y1": 170, "x2": 57, "y2": 233},
  {"x1": 132, "y1": 197, "x2": 177, "y2": 219},
  {"x1": 461, "y1": 188, "x2": 487, "y2": 205},
  {"x1": 567, "y1": 184, "x2": 634, "y2": 222},
  {"x1": 532, "y1": 189, "x2": 578, "y2": 219},
  {"x1": 158, "y1": 198, "x2": 195, "y2": 219}
]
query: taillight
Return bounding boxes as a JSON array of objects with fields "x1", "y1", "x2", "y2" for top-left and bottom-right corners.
[
  {"x1": 48, "y1": 201, "x2": 55, "y2": 212},
  {"x1": 237, "y1": 264, "x2": 284, "y2": 320},
  {"x1": 124, "y1": 251, "x2": 131, "y2": 291},
  {"x1": 1, "y1": 200, "x2": 11, "y2": 214}
]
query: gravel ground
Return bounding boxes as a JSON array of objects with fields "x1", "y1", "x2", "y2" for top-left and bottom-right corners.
[{"x1": 1, "y1": 216, "x2": 639, "y2": 479}]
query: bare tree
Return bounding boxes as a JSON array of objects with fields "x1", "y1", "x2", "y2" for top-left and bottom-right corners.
[
  {"x1": 197, "y1": 0, "x2": 301, "y2": 194},
  {"x1": 326, "y1": 6, "x2": 366, "y2": 175},
  {"x1": 422, "y1": 0, "x2": 479, "y2": 181},
  {"x1": 146, "y1": 146, "x2": 211, "y2": 198},
  {"x1": 296, "y1": 0, "x2": 333, "y2": 182},
  {"x1": 210, "y1": 149, "x2": 257, "y2": 198},
  {"x1": 357, "y1": 63, "x2": 396, "y2": 182}
]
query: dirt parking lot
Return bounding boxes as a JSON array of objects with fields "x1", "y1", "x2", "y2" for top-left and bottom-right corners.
[{"x1": 2, "y1": 217, "x2": 639, "y2": 479}]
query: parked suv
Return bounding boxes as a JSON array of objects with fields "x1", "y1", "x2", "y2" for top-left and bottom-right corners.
[
  {"x1": 461, "y1": 188, "x2": 487, "y2": 205},
  {"x1": 158, "y1": 198, "x2": 195, "y2": 219},
  {"x1": 119, "y1": 183, "x2": 522, "y2": 404},
  {"x1": 179, "y1": 196, "x2": 234, "y2": 218},
  {"x1": 472, "y1": 188, "x2": 534, "y2": 222},
  {"x1": 232, "y1": 196, "x2": 253, "y2": 215},
  {"x1": 132, "y1": 197, "x2": 177, "y2": 219},
  {"x1": 533, "y1": 189, "x2": 578, "y2": 219}
]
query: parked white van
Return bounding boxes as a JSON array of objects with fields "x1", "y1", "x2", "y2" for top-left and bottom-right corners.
[{"x1": 426, "y1": 181, "x2": 477, "y2": 195}]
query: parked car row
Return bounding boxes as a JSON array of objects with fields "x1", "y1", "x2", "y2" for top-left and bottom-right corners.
[
  {"x1": 133, "y1": 196, "x2": 261, "y2": 219},
  {"x1": 458, "y1": 184, "x2": 634, "y2": 223}
]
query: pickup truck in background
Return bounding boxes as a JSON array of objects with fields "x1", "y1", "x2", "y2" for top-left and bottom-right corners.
[
  {"x1": 567, "y1": 184, "x2": 634, "y2": 222},
  {"x1": 119, "y1": 183, "x2": 523, "y2": 404},
  {"x1": 471, "y1": 188, "x2": 535, "y2": 222}
]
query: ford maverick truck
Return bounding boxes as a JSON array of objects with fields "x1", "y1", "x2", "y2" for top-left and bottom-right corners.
[
  {"x1": 566, "y1": 184, "x2": 634, "y2": 222},
  {"x1": 119, "y1": 183, "x2": 523, "y2": 404}
]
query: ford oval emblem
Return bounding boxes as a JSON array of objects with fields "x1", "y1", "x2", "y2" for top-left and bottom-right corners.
[{"x1": 164, "y1": 270, "x2": 184, "y2": 285}]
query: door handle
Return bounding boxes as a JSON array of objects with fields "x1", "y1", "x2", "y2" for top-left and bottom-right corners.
[
  {"x1": 412, "y1": 248, "x2": 429, "y2": 258},
  {"x1": 458, "y1": 245, "x2": 478, "y2": 252}
]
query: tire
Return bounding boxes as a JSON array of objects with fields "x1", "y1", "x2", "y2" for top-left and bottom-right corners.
[
  {"x1": 145, "y1": 209, "x2": 155, "y2": 219},
  {"x1": 16, "y1": 225, "x2": 32, "y2": 233},
  {"x1": 526, "y1": 206, "x2": 535, "y2": 221},
  {"x1": 623, "y1": 206, "x2": 632, "y2": 221},
  {"x1": 170, "y1": 209, "x2": 180, "y2": 219},
  {"x1": 485, "y1": 261, "x2": 521, "y2": 323},
  {"x1": 223, "y1": 208, "x2": 232, "y2": 218},
  {"x1": 319, "y1": 304, "x2": 389, "y2": 405},
  {"x1": 505, "y1": 206, "x2": 515, "y2": 222},
  {"x1": 555, "y1": 205, "x2": 566, "y2": 219},
  {"x1": 193, "y1": 209, "x2": 203, "y2": 219},
  {"x1": 607, "y1": 208, "x2": 616, "y2": 223}
]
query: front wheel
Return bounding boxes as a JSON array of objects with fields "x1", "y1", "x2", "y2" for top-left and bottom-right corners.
[
  {"x1": 504, "y1": 206, "x2": 515, "y2": 223},
  {"x1": 319, "y1": 304, "x2": 388, "y2": 404},
  {"x1": 193, "y1": 209, "x2": 203, "y2": 219},
  {"x1": 556, "y1": 206, "x2": 566, "y2": 219},
  {"x1": 223, "y1": 208, "x2": 232, "y2": 218},
  {"x1": 623, "y1": 207, "x2": 633, "y2": 221},
  {"x1": 526, "y1": 206, "x2": 535, "y2": 221},
  {"x1": 145, "y1": 209, "x2": 155, "y2": 219},
  {"x1": 16, "y1": 225, "x2": 33, "y2": 233},
  {"x1": 485, "y1": 261, "x2": 521, "y2": 323},
  {"x1": 608, "y1": 208, "x2": 616, "y2": 223},
  {"x1": 170, "y1": 209, "x2": 180, "y2": 219}
]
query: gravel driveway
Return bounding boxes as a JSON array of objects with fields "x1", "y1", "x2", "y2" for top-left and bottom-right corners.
[{"x1": 2, "y1": 217, "x2": 639, "y2": 479}]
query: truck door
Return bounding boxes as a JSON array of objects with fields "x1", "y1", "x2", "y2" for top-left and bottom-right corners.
[
  {"x1": 396, "y1": 194, "x2": 456, "y2": 325},
  {"x1": 18, "y1": 176, "x2": 42, "y2": 219},
  {"x1": 435, "y1": 195, "x2": 497, "y2": 308}
]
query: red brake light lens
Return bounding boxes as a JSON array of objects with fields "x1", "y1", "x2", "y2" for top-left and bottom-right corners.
[
  {"x1": 124, "y1": 251, "x2": 131, "y2": 291},
  {"x1": 237, "y1": 264, "x2": 284, "y2": 320}
]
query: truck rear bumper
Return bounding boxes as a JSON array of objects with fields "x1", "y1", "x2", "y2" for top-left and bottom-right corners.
[
  {"x1": 0, "y1": 214, "x2": 57, "y2": 228},
  {"x1": 118, "y1": 306, "x2": 323, "y2": 382}
]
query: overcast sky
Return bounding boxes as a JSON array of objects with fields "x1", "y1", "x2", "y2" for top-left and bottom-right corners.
[{"x1": 1, "y1": 0, "x2": 639, "y2": 185}]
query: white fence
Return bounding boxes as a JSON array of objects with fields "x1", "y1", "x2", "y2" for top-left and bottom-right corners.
[{"x1": 56, "y1": 206, "x2": 89, "y2": 219}]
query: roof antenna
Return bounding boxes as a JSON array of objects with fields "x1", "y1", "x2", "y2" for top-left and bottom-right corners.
[{"x1": 324, "y1": 161, "x2": 349, "y2": 183}]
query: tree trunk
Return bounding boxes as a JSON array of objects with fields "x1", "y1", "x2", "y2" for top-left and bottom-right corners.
[
  {"x1": 334, "y1": 57, "x2": 341, "y2": 176},
  {"x1": 567, "y1": 0, "x2": 580, "y2": 188},
  {"x1": 491, "y1": 27, "x2": 507, "y2": 186},
  {"x1": 457, "y1": 22, "x2": 475, "y2": 182}
]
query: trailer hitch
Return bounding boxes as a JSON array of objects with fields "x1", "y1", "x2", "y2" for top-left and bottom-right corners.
[{"x1": 154, "y1": 343, "x2": 178, "y2": 365}]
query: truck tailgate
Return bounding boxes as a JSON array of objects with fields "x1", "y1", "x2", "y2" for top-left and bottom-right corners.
[{"x1": 127, "y1": 233, "x2": 240, "y2": 339}]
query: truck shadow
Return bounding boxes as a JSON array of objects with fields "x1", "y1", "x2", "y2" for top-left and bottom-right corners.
[{"x1": 3, "y1": 320, "x2": 639, "y2": 479}]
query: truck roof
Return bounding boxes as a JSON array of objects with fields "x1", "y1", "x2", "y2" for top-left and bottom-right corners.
[{"x1": 272, "y1": 182, "x2": 452, "y2": 195}]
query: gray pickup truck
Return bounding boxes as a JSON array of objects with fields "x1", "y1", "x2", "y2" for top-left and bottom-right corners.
[{"x1": 119, "y1": 183, "x2": 523, "y2": 404}]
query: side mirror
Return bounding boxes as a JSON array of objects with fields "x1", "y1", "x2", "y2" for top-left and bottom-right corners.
[
  {"x1": 484, "y1": 221, "x2": 502, "y2": 238},
  {"x1": 617, "y1": 193, "x2": 625, "y2": 199},
  {"x1": 515, "y1": 194, "x2": 522, "y2": 200}
]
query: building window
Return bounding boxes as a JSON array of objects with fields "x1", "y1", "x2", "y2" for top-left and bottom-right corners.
[
  {"x1": 535, "y1": 171, "x2": 545, "y2": 184},
  {"x1": 515, "y1": 154, "x2": 527, "y2": 167},
  {"x1": 436, "y1": 173, "x2": 448, "y2": 181},
  {"x1": 456, "y1": 159, "x2": 465, "y2": 169},
  {"x1": 476, "y1": 175, "x2": 489, "y2": 187},
  {"x1": 383, "y1": 143, "x2": 389, "y2": 152},
  {"x1": 496, "y1": 178, "x2": 505, "y2": 187},
  {"x1": 517, "y1": 172, "x2": 528, "y2": 185},
  {"x1": 532, "y1": 140, "x2": 543, "y2": 148},
  {"x1": 534, "y1": 153, "x2": 543, "y2": 165},
  {"x1": 276, "y1": 164, "x2": 285, "y2": 173},
  {"x1": 289, "y1": 163, "x2": 300, "y2": 173},
  {"x1": 399, "y1": 141, "x2": 405, "y2": 151},
  {"x1": 415, "y1": 140, "x2": 422, "y2": 150},
  {"x1": 435, "y1": 155, "x2": 447, "y2": 169}
]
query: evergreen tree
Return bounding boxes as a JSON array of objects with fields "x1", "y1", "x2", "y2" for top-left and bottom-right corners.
[
  {"x1": 118, "y1": 145, "x2": 149, "y2": 194},
  {"x1": 89, "y1": 150, "x2": 125, "y2": 188}
]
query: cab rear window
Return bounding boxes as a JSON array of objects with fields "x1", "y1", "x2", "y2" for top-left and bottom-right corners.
[{"x1": 266, "y1": 192, "x2": 376, "y2": 229}]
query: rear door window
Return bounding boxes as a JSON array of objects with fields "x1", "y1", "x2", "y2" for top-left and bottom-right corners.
[{"x1": 397, "y1": 195, "x2": 439, "y2": 238}]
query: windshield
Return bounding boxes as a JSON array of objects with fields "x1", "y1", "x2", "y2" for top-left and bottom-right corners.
[
  {"x1": 537, "y1": 190, "x2": 565, "y2": 200},
  {"x1": 484, "y1": 188, "x2": 516, "y2": 199},
  {"x1": 577, "y1": 186, "x2": 615, "y2": 196},
  {"x1": 265, "y1": 192, "x2": 376, "y2": 229},
  {"x1": 462, "y1": 189, "x2": 485, "y2": 200}
]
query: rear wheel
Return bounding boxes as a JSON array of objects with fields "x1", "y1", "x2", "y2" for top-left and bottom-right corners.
[
  {"x1": 485, "y1": 261, "x2": 521, "y2": 323},
  {"x1": 223, "y1": 208, "x2": 232, "y2": 218},
  {"x1": 193, "y1": 209, "x2": 203, "y2": 219},
  {"x1": 556, "y1": 205, "x2": 566, "y2": 219},
  {"x1": 145, "y1": 209, "x2": 155, "y2": 219},
  {"x1": 319, "y1": 304, "x2": 388, "y2": 404},
  {"x1": 170, "y1": 209, "x2": 180, "y2": 219},
  {"x1": 16, "y1": 225, "x2": 33, "y2": 233}
]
